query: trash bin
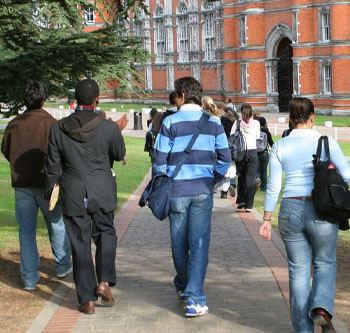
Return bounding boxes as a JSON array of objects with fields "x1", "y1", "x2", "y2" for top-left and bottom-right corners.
[{"x1": 133, "y1": 111, "x2": 143, "y2": 130}]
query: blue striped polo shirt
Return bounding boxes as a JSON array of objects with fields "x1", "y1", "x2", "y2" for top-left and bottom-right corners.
[{"x1": 153, "y1": 103, "x2": 231, "y2": 198}]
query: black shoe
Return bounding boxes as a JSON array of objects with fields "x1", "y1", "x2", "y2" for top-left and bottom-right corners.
[
  {"x1": 236, "y1": 203, "x2": 245, "y2": 209},
  {"x1": 220, "y1": 191, "x2": 228, "y2": 198},
  {"x1": 228, "y1": 185, "x2": 236, "y2": 197}
]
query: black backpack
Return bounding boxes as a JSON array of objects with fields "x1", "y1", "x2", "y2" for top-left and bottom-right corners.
[
  {"x1": 228, "y1": 120, "x2": 247, "y2": 163},
  {"x1": 312, "y1": 136, "x2": 350, "y2": 230}
]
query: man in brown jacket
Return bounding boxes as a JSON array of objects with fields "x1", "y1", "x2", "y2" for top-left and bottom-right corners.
[{"x1": 1, "y1": 81, "x2": 72, "y2": 290}]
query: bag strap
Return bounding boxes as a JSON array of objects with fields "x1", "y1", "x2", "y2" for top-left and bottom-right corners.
[
  {"x1": 236, "y1": 120, "x2": 241, "y2": 132},
  {"x1": 171, "y1": 113, "x2": 210, "y2": 179},
  {"x1": 316, "y1": 136, "x2": 331, "y2": 161}
]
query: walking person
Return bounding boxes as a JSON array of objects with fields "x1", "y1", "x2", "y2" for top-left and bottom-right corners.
[
  {"x1": 260, "y1": 97, "x2": 350, "y2": 332},
  {"x1": 45, "y1": 79, "x2": 126, "y2": 314},
  {"x1": 1, "y1": 81, "x2": 72, "y2": 291},
  {"x1": 231, "y1": 103, "x2": 260, "y2": 212},
  {"x1": 256, "y1": 116, "x2": 274, "y2": 191},
  {"x1": 153, "y1": 77, "x2": 231, "y2": 317}
]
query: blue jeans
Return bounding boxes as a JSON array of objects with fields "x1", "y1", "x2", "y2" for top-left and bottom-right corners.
[
  {"x1": 169, "y1": 194, "x2": 213, "y2": 306},
  {"x1": 15, "y1": 188, "x2": 72, "y2": 288},
  {"x1": 278, "y1": 198, "x2": 338, "y2": 333}
]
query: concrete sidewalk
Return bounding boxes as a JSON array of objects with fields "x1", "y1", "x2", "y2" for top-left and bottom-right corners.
[{"x1": 25, "y1": 172, "x2": 349, "y2": 333}]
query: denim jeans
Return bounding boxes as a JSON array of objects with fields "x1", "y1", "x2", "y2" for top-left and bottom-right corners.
[
  {"x1": 169, "y1": 194, "x2": 213, "y2": 306},
  {"x1": 278, "y1": 198, "x2": 338, "y2": 333},
  {"x1": 257, "y1": 151, "x2": 269, "y2": 191},
  {"x1": 15, "y1": 188, "x2": 72, "y2": 288}
]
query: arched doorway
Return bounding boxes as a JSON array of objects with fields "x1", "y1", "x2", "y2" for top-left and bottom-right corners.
[{"x1": 277, "y1": 38, "x2": 293, "y2": 112}]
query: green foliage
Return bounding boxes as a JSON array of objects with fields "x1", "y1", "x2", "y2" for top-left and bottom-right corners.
[{"x1": 0, "y1": 0, "x2": 150, "y2": 116}]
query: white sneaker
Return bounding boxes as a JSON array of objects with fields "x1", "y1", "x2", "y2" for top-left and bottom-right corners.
[
  {"x1": 186, "y1": 300, "x2": 209, "y2": 317},
  {"x1": 24, "y1": 285, "x2": 36, "y2": 291},
  {"x1": 56, "y1": 266, "x2": 73, "y2": 278}
]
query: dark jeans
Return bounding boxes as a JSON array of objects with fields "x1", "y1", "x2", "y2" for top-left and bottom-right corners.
[
  {"x1": 64, "y1": 210, "x2": 117, "y2": 304},
  {"x1": 257, "y1": 151, "x2": 269, "y2": 191},
  {"x1": 236, "y1": 150, "x2": 258, "y2": 209}
]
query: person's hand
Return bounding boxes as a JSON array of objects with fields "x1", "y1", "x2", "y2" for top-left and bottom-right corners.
[
  {"x1": 122, "y1": 157, "x2": 127, "y2": 165},
  {"x1": 259, "y1": 220, "x2": 272, "y2": 241},
  {"x1": 115, "y1": 114, "x2": 128, "y2": 131}
]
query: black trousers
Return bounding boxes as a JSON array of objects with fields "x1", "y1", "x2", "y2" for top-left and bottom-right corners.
[
  {"x1": 236, "y1": 149, "x2": 258, "y2": 209},
  {"x1": 63, "y1": 210, "x2": 117, "y2": 304}
]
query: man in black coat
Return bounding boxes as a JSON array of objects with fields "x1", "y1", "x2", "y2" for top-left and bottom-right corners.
[{"x1": 45, "y1": 79, "x2": 126, "y2": 314}]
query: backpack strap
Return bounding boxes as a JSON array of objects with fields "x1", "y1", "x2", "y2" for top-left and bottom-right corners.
[
  {"x1": 236, "y1": 120, "x2": 241, "y2": 132},
  {"x1": 316, "y1": 136, "x2": 331, "y2": 161},
  {"x1": 171, "y1": 113, "x2": 210, "y2": 179}
]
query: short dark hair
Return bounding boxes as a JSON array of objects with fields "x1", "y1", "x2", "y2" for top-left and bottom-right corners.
[
  {"x1": 228, "y1": 99, "x2": 232, "y2": 103},
  {"x1": 24, "y1": 81, "x2": 47, "y2": 109},
  {"x1": 258, "y1": 116, "x2": 267, "y2": 127},
  {"x1": 150, "y1": 108, "x2": 158, "y2": 118},
  {"x1": 241, "y1": 103, "x2": 253, "y2": 122},
  {"x1": 75, "y1": 79, "x2": 100, "y2": 105},
  {"x1": 174, "y1": 77, "x2": 203, "y2": 106},
  {"x1": 169, "y1": 91, "x2": 176, "y2": 105},
  {"x1": 289, "y1": 97, "x2": 314, "y2": 125}
]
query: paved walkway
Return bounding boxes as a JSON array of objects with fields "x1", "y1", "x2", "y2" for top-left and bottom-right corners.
[{"x1": 26, "y1": 171, "x2": 348, "y2": 333}]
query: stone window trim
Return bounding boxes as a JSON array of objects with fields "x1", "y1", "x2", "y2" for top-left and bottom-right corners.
[
  {"x1": 239, "y1": 15, "x2": 247, "y2": 47},
  {"x1": 293, "y1": 62, "x2": 301, "y2": 95},
  {"x1": 241, "y1": 63, "x2": 249, "y2": 94},
  {"x1": 318, "y1": 7, "x2": 330, "y2": 43},
  {"x1": 319, "y1": 60, "x2": 331, "y2": 95},
  {"x1": 292, "y1": 11, "x2": 300, "y2": 44}
]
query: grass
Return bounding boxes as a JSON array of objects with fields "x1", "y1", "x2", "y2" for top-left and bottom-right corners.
[
  {"x1": 0, "y1": 135, "x2": 151, "y2": 250},
  {"x1": 314, "y1": 115, "x2": 350, "y2": 127},
  {"x1": 45, "y1": 102, "x2": 165, "y2": 112}
]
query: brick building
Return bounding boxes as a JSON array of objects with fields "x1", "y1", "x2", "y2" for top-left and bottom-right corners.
[{"x1": 86, "y1": 1, "x2": 350, "y2": 114}]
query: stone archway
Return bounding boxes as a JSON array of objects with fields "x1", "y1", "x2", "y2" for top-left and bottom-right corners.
[{"x1": 264, "y1": 24, "x2": 293, "y2": 112}]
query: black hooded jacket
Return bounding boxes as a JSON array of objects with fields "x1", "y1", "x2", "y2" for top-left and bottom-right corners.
[{"x1": 45, "y1": 111, "x2": 126, "y2": 216}]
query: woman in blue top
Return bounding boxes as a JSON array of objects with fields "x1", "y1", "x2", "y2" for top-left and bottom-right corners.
[{"x1": 260, "y1": 98, "x2": 350, "y2": 333}]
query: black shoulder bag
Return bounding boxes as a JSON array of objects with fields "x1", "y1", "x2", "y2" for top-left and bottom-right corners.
[
  {"x1": 312, "y1": 136, "x2": 350, "y2": 230},
  {"x1": 139, "y1": 113, "x2": 210, "y2": 221}
]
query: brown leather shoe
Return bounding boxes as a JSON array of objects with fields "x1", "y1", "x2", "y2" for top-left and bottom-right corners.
[
  {"x1": 78, "y1": 301, "x2": 95, "y2": 314},
  {"x1": 313, "y1": 308, "x2": 336, "y2": 332},
  {"x1": 96, "y1": 281, "x2": 114, "y2": 307}
]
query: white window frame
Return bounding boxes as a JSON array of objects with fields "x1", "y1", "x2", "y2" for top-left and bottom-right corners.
[
  {"x1": 83, "y1": 6, "x2": 95, "y2": 25},
  {"x1": 320, "y1": 61, "x2": 331, "y2": 95},
  {"x1": 239, "y1": 16, "x2": 247, "y2": 47},
  {"x1": 292, "y1": 11, "x2": 299, "y2": 44},
  {"x1": 293, "y1": 62, "x2": 300, "y2": 95},
  {"x1": 203, "y1": 2, "x2": 216, "y2": 61},
  {"x1": 319, "y1": 8, "x2": 330, "y2": 42},
  {"x1": 241, "y1": 63, "x2": 248, "y2": 94},
  {"x1": 177, "y1": 2, "x2": 189, "y2": 62},
  {"x1": 154, "y1": 6, "x2": 165, "y2": 63}
]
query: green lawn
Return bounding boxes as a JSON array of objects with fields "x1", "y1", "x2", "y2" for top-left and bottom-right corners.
[
  {"x1": 45, "y1": 102, "x2": 165, "y2": 113},
  {"x1": 314, "y1": 115, "x2": 350, "y2": 127},
  {"x1": 0, "y1": 135, "x2": 150, "y2": 250}
]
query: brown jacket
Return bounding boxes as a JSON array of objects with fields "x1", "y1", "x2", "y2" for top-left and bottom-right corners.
[{"x1": 1, "y1": 108, "x2": 56, "y2": 188}]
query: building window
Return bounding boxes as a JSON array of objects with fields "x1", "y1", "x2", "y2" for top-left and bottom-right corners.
[
  {"x1": 145, "y1": 66, "x2": 152, "y2": 91},
  {"x1": 319, "y1": 9, "x2": 330, "y2": 42},
  {"x1": 154, "y1": 6, "x2": 165, "y2": 63},
  {"x1": 83, "y1": 6, "x2": 95, "y2": 25},
  {"x1": 177, "y1": 2, "x2": 189, "y2": 62},
  {"x1": 167, "y1": 66, "x2": 174, "y2": 90},
  {"x1": 239, "y1": 16, "x2": 247, "y2": 47},
  {"x1": 293, "y1": 63, "x2": 300, "y2": 95},
  {"x1": 292, "y1": 12, "x2": 298, "y2": 44},
  {"x1": 320, "y1": 62, "x2": 331, "y2": 94},
  {"x1": 165, "y1": 28, "x2": 173, "y2": 53},
  {"x1": 241, "y1": 63, "x2": 248, "y2": 94},
  {"x1": 189, "y1": 25, "x2": 198, "y2": 51},
  {"x1": 203, "y1": 2, "x2": 215, "y2": 61},
  {"x1": 266, "y1": 65, "x2": 275, "y2": 94}
]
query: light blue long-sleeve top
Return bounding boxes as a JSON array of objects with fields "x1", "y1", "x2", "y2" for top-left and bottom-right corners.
[{"x1": 264, "y1": 129, "x2": 350, "y2": 212}]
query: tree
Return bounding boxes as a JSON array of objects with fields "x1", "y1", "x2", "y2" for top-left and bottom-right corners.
[{"x1": 0, "y1": 0, "x2": 150, "y2": 115}]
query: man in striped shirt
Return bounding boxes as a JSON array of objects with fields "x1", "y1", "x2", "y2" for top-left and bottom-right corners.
[{"x1": 153, "y1": 77, "x2": 231, "y2": 317}]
